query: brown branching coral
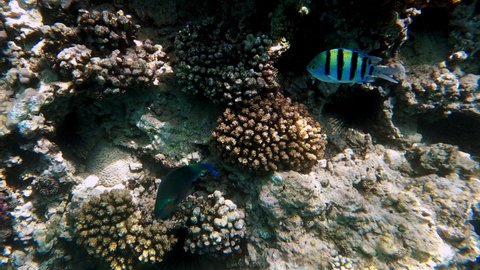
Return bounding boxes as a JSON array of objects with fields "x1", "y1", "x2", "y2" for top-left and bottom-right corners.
[
  {"x1": 212, "y1": 92, "x2": 327, "y2": 172},
  {"x1": 175, "y1": 19, "x2": 288, "y2": 105},
  {"x1": 73, "y1": 189, "x2": 177, "y2": 270}
]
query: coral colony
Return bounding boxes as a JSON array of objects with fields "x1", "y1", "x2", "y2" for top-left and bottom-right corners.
[{"x1": 0, "y1": 0, "x2": 479, "y2": 269}]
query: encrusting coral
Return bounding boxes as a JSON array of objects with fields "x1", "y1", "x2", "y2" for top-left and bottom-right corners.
[
  {"x1": 181, "y1": 190, "x2": 246, "y2": 255},
  {"x1": 175, "y1": 19, "x2": 288, "y2": 105},
  {"x1": 73, "y1": 189, "x2": 177, "y2": 270},
  {"x1": 212, "y1": 91, "x2": 327, "y2": 172}
]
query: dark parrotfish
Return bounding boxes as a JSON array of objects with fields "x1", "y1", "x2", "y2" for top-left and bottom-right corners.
[{"x1": 154, "y1": 163, "x2": 218, "y2": 219}]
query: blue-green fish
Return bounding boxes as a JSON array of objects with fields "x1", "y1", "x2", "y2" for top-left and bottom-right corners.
[
  {"x1": 307, "y1": 48, "x2": 399, "y2": 83},
  {"x1": 154, "y1": 163, "x2": 218, "y2": 219}
]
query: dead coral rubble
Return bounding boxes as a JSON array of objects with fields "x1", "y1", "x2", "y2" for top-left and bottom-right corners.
[
  {"x1": 175, "y1": 20, "x2": 288, "y2": 105},
  {"x1": 212, "y1": 91, "x2": 327, "y2": 172}
]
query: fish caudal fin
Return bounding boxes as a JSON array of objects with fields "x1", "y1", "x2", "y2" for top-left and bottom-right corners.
[
  {"x1": 199, "y1": 163, "x2": 219, "y2": 176},
  {"x1": 375, "y1": 65, "x2": 400, "y2": 83}
]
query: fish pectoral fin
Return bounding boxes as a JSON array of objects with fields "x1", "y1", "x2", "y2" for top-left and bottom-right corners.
[
  {"x1": 368, "y1": 55, "x2": 383, "y2": 64},
  {"x1": 376, "y1": 73, "x2": 398, "y2": 83},
  {"x1": 375, "y1": 65, "x2": 400, "y2": 83}
]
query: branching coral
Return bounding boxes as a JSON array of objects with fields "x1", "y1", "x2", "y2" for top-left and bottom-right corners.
[
  {"x1": 212, "y1": 91, "x2": 327, "y2": 172},
  {"x1": 41, "y1": 9, "x2": 171, "y2": 96},
  {"x1": 73, "y1": 189, "x2": 177, "y2": 270},
  {"x1": 181, "y1": 190, "x2": 246, "y2": 255},
  {"x1": 133, "y1": 221, "x2": 177, "y2": 264},
  {"x1": 76, "y1": 9, "x2": 139, "y2": 52},
  {"x1": 175, "y1": 19, "x2": 288, "y2": 105}
]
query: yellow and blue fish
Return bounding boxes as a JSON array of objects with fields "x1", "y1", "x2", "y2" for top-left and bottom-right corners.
[{"x1": 307, "y1": 48, "x2": 399, "y2": 84}]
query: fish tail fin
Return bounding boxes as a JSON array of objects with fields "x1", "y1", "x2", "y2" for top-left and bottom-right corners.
[
  {"x1": 199, "y1": 163, "x2": 219, "y2": 176},
  {"x1": 375, "y1": 65, "x2": 400, "y2": 83}
]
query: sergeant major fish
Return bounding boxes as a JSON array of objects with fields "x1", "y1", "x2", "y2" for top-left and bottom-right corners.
[
  {"x1": 154, "y1": 163, "x2": 218, "y2": 219},
  {"x1": 307, "y1": 48, "x2": 399, "y2": 84}
]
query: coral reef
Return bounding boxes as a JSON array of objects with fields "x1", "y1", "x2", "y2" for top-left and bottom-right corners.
[
  {"x1": 212, "y1": 91, "x2": 327, "y2": 172},
  {"x1": 330, "y1": 255, "x2": 355, "y2": 270},
  {"x1": 396, "y1": 64, "x2": 479, "y2": 117},
  {"x1": 74, "y1": 189, "x2": 140, "y2": 269},
  {"x1": 175, "y1": 19, "x2": 288, "y2": 105},
  {"x1": 181, "y1": 190, "x2": 246, "y2": 255},
  {"x1": 85, "y1": 142, "x2": 144, "y2": 188},
  {"x1": 41, "y1": 9, "x2": 172, "y2": 96},
  {"x1": 406, "y1": 142, "x2": 479, "y2": 177},
  {"x1": 0, "y1": 0, "x2": 479, "y2": 269},
  {"x1": 31, "y1": 176, "x2": 60, "y2": 196},
  {"x1": 134, "y1": 91, "x2": 219, "y2": 165},
  {"x1": 73, "y1": 189, "x2": 177, "y2": 269},
  {"x1": 450, "y1": 0, "x2": 480, "y2": 73},
  {"x1": 0, "y1": 171, "x2": 13, "y2": 260},
  {"x1": 249, "y1": 142, "x2": 480, "y2": 269}
]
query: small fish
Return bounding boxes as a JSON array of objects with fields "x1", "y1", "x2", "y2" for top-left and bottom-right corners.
[
  {"x1": 154, "y1": 163, "x2": 218, "y2": 219},
  {"x1": 307, "y1": 48, "x2": 399, "y2": 84}
]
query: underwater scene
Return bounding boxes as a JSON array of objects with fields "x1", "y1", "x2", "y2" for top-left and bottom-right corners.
[{"x1": 0, "y1": 0, "x2": 479, "y2": 269}]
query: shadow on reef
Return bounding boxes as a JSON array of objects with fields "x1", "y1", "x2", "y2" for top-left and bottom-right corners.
[
  {"x1": 0, "y1": 134, "x2": 42, "y2": 189},
  {"x1": 402, "y1": 7, "x2": 451, "y2": 65},
  {"x1": 157, "y1": 229, "x2": 235, "y2": 270},
  {"x1": 417, "y1": 113, "x2": 480, "y2": 159},
  {"x1": 42, "y1": 89, "x2": 155, "y2": 165},
  {"x1": 321, "y1": 86, "x2": 386, "y2": 142}
]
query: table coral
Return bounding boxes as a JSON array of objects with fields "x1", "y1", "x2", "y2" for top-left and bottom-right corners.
[
  {"x1": 212, "y1": 91, "x2": 327, "y2": 172},
  {"x1": 175, "y1": 19, "x2": 288, "y2": 105}
]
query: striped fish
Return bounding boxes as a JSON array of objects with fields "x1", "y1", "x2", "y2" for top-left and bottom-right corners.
[{"x1": 307, "y1": 48, "x2": 399, "y2": 84}]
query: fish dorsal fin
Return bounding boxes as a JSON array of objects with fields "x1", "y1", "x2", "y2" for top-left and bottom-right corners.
[{"x1": 368, "y1": 55, "x2": 383, "y2": 64}]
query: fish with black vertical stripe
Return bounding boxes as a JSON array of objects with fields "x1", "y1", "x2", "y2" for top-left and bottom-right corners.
[{"x1": 307, "y1": 48, "x2": 400, "y2": 83}]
